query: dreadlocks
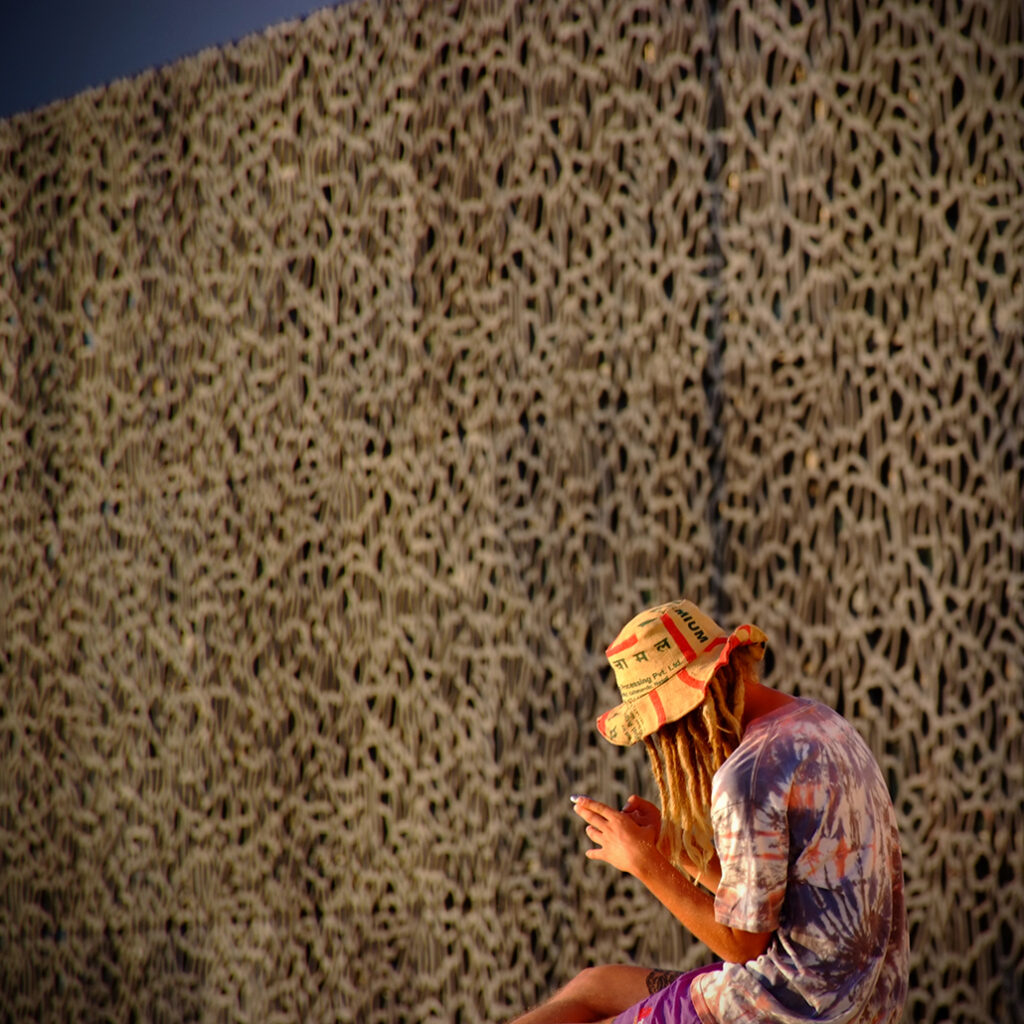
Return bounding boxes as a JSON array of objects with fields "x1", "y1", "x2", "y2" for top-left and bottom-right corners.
[{"x1": 642, "y1": 649, "x2": 759, "y2": 877}]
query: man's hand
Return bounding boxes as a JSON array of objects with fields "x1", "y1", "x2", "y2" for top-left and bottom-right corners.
[
  {"x1": 621, "y1": 794, "x2": 661, "y2": 839},
  {"x1": 570, "y1": 795, "x2": 771, "y2": 964},
  {"x1": 571, "y1": 796, "x2": 659, "y2": 876}
]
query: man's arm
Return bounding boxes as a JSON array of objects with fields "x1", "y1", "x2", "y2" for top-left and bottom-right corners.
[
  {"x1": 620, "y1": 794, "x2": 724, "y2": 893},
  {"x1": 627, "y1": 840, "x2": 772, "y2": 963},
  {"x1": 574, "y1": 797, "x2": 772, "y2": 964}
]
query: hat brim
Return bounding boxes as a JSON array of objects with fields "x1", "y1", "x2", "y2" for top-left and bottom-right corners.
[{"x1": 596, "y1": 624, "x2": 767, "y2": 746}]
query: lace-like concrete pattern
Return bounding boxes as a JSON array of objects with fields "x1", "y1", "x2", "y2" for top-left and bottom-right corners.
[{"x1": 0, "y1": 1, "x2": 1021, "y2": 1021}]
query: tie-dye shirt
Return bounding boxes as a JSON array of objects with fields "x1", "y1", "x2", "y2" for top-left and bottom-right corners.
[{"x1": 691, "y1": 698, "x2": 909, "y2": 1024}]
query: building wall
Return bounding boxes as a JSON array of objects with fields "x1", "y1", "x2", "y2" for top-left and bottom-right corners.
[{"x1": 1, "y1": 0, "x2": 1021, "y2": 1020}]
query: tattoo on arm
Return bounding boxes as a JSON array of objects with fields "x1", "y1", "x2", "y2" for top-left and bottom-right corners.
[{"x1": 645, "y1": 969, "x2": 683, "y2": 994}]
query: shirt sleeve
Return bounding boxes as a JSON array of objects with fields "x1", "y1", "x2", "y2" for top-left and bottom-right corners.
[{"x1": 712, "y1": 786, "x2": 790, "y2": 934}]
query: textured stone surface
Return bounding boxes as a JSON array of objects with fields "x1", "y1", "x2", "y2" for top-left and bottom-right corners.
[{"x1": 1, "y1": 1, "x2": 1021, "y2": 1020}]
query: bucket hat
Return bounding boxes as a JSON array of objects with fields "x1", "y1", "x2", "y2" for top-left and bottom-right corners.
[{"x1": 596, "y1": 599, "x2": 767, "y2": 745}]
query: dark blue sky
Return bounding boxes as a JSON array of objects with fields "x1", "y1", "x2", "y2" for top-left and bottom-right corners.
[{"x1": 0, "y1": 1, "x2": 334, "y2": 120}]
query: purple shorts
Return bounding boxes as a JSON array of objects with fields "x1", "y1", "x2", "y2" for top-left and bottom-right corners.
[{"x1": 610, "y1": 962, "x2": 723, "y2": 1024}]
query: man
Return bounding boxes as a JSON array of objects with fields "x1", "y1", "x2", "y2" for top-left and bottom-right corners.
[{"x1": 510, "y1": 599, "x2": 908, "y2": 1024}]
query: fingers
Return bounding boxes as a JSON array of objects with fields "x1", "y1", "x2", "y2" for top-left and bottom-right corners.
[
  {"x1": 570, "y1": 795, "x2": 614, "y2": 823},
  {"x1": 573, "y1": 797, "x2": 615, "y2": 854},
  {"x1": 572, "y1": 793, "x2": 652, "y2": 810},
  {"x1": 622, "y1": 796, "x2": 660, "y2": 829}
]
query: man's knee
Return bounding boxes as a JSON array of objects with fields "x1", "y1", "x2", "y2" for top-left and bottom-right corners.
[
  {"x1": 562, "y1": 966, "x2": 608, "y2": 998},
  {"x1": 560, "y1": 965, "x2": 634, "y2": 1015}
]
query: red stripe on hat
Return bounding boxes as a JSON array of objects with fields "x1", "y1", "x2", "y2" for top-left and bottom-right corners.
[
  {"x1": 606, "y1": 633, "x2": 638, "y2": 657},
  {"x1": 661, "y1": 613, "x2": 698, "y2": 661},
  {"x1": 649, "y1": 687, "x2": 668, "y2": 728},
  {"x1": 677, "y1": 666, "x2": 706, "y2": 690},
  {"x1": 712, "y1": 634, "x2": 740, "y2": 670},
  {"x1": 678, "y1": 636, "x2": 733, "y2": 689}
]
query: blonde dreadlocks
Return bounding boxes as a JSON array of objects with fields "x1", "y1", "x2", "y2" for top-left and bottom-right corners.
[{"x1": 642, "y1": 648, "x2": 760, "y2": 877}]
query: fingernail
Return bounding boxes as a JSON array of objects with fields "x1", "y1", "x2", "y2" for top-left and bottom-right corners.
[{"x1": 570, "y1": 794, "x2": 583, "y2": 804}]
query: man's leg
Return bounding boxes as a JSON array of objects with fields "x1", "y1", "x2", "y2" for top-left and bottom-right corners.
[{"x1": 507, "y1": 964, "x2": 657, "y2": 1024}]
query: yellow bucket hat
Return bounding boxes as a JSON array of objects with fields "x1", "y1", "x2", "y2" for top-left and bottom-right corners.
[{"x1": 596, "y1": 599, "x2": 768, "y2": 746}]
